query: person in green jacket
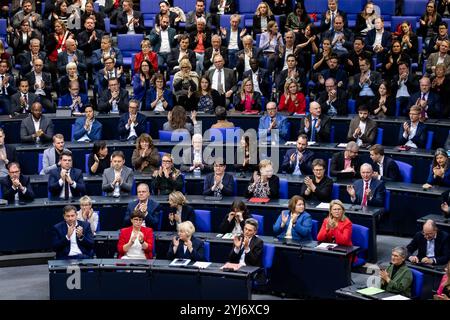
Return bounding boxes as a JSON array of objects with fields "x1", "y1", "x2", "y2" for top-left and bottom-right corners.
[{"x1": 380, "y1": 246, "x2": 413, "y2": 297}]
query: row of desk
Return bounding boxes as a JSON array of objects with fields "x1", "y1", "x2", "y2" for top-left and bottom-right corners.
[{"x1": 3, "y1": 112, "x2": 450, "y2": 148}]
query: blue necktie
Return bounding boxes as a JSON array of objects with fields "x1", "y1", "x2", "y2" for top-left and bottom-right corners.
[{"x1": 311, "y1": 118, "x2": 317, "y2": 142}]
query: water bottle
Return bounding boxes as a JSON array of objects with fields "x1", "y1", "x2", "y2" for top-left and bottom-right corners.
[
  {"x1": 193, "y1": 167, "x2": 201, "y2": 177},
  {"x1": 113, "y1": 182, "x2": 120, "y2": 198}
]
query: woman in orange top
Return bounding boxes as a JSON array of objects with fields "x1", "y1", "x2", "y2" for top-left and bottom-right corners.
[
  {"x1": 279, "y1": 79, "x2": 306, "y2": 114},
  {"x1": 317, "y1": 199, "x2": 353, "y2": 246}
]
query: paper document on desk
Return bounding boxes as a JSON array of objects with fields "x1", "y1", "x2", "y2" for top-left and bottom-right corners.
[
  {"x1": 169, "y1": 258, "x2": 191, "y2": 266},
  {"x1": 193, "y1": 262, "x2": 211, "y2": 269},
  {"x1": 307, "y1": 141, "x2": 317, "y2": 146},
  {"x1": 316, "y1": 202, "x2": 330, "y2": 209},
  {"x1": 356, "y1": 287, "x2": 385, "y2": 296},
  {"x1": 285, "y1": 141, "x2": 296, "y2": 146},
  {"x1": 222, "y1": 233, "x2": 234, "y2": 239},
  {"x1": 316, "y1": 243, "x2": 337, "y2": 250},
  {"x1": 337, "y1": 143, "x2": 348, "y2": 148},
  {"x1": 382, "y1": 295, "x2": 410, "y2": 300}
]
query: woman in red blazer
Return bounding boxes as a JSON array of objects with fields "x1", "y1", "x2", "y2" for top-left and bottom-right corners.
[
  {"x1": 317, "y1": 199, "x2": 353, "y2": 246},
  {"x1": 279, "y1": 79, "x2": 306, "y2": 114},
  {"x1": 118, "y1": 211, "x2": 154, "y2": 259},
  {"x1": 133, "y1": 39, "x2": 158, "y2": 74}
]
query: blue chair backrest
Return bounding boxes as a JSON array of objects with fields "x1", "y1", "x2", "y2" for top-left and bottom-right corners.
[
  {"x1": 311, "y1": 219, "x2": 318, "y2": 241},
  {"x1": 220, "y1": 14, "x2": 245, "y2": 28},
  {"x1": 262, "y1": 243, "x2": 275, "y2": 269},
  {"x1": 233, "y1": 177, "x2": 237, "y2": 196},
  {"x1": 38, "y1": 153, "x2": 43, "y2": 173},
  {"x1": 332, "y1": 183, "x2": 340, "y2": 199},
  {"x1": 327, "y1": 158, "x2": 332, "y2": 177},
  {"x1": 348, "y1": 99, "x2": 356, "y2": 114},
  {"x1": 279, "y1": 178, "x2": 288, "y2": 199},
  {"x1": 140, "y1": 0, "x2": 160, "y2": 13},
  {"x1": 210, "y1": 127, "x2": 241, "y2": 143},
  {"x1": 330, "y1": 125, "x2": 335, "y2": 143},
  {"x1": 104, "y1": 17, "x2": 111, "y2": 33},
  {"x1": 395, "y1": 99, "x2": 401, "y2": 117},
  {"x1": 194, "y1": 209, "x2": 212, "y2": 232},
  {"x1": 394, "y1": 160, "x2": 413, "y2": 183},
  {"x1": 410, "y1": 268, "x2": 424, "y2": 299},
  {"x1": 304, "y1": 0, "x2": 328, "y2": 13},
  {"x1": 239, "y1": 0, "x2": 258, "y2": 13},
  {"x1": 391, "y1": 16, "x2": 418, "y2": 32},
  {"x1": 158, "y1": 130, "x2": 190, "y2": 142},
  {"x1": 85, "y1": 153, "x2": 90, "y2": 174},
  {"x1": 352, "y1": 223, "x2": 369, "y2": 258},
  {"x1": 117, "y1": 34, "x2": 144, "y2": 58},
  {"x1": 426, "y1": 131, "x2": 434, "y2": 150},
  {"x1": 384, "y1": 189, "x2": 391, "y2": 212},
  {"x1": 339, "y1": 0, "x2": 363, "y2": 14},
  {"x1": 95, "y1": 210, "x2": 101, "y2": 232},
  {"x1": 379, "y1": 0, "x2": 396, "y2": 15},
  {"x1": 71, "y1": 124, "x2": 76, "y2": 141},
  {"x1": 0, "y1": 19, "x2": 7, "y2": 38},
  {"x1": 402, "y1": 0, "x2": 428, "y2": 16},
  {"x1": 255, "y1": 33, "x2": 261, "y2": 47},
  {"x1": 203, "y1": 241, "x2": 210, "y2": 262},
  {"x1": 376, "y1": 128, "x2": 383, "y2": 145},
  {"x1": 252, "y1": 214, "x2": 264, "y2": 235}
]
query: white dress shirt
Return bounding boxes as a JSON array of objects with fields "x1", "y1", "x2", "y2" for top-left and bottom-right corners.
[{"x1": 66, "y1": 223, "x2": 83, "y2": 256}]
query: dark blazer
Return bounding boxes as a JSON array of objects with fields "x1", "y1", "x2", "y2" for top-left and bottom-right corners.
[
  {"x1": 56, "y1": 50, "x2": 87, "y2": 76},
  {"x1": 118, "y1": 112, "x2": 146, "y2": 140},
  {"x1": 188, "y1": 30, "x2": 213, "y2": 51},
  {"x1": 365, "y1": 29, "x2": 392, "y2": 53},
  {"x1": 351, "y1": 71, "x2": 382, "y2": 99},
  {"x1": 243, "y1": 68, "x2": 270, "y2": 98},
  {"x1": 409, "y1": 91, "x2": 441, "y2": 119},
  {"x1": 58, "y1": 75, "x2": 88, "y2": 96},
  {"x1": 0, "y1": 174, "x2": 35, "y2": 202},
  {"x1": 167, "y1": 48, "x2": 197, "y2": 73},
  {"x1": 77, "y1": 29, "x2": 104, "y2": 58},
  {"x1": 219, "y1": 212, "x2": 253, "y2": 234},
  {"x1": 51, "y1": 220, "x2": 94, "y2": 259},
  {"x1": 59, "y1": 93, "x2": 90, "y2": 111},
  {"x1": 203, "y1": 172, "x2": 235, "y2": 196},
  {"x1": 252, "y1": 14, "x2": 275, "y2": 35},
  {"x1": 276, "y1": 67, "x2": 307, "y2": 92},
  {"x1": 149, "y1": 27, "x2": 177, "y2": 52},
  {"x1": 19, "y1": 51, "x2": 47, "y2": 75},
  {"x1": 299, "y1": 114, "x2": 331, "y2": 143},
  {"x1": 2, "y1": 145, "x2": 17, "y2": 164},
  {"x1": 320, "y1": 10, "x2": 348, "y2": 31},
  {"x1": 351, "y1": 178, "x2": 386, "y2": 207},
  {"x1": 117, "y1": 10, "x2": 145, "y2": 34},
  {"x1": 398, "y1": 121, "x2": 427, "y2": 149},
  {"x1": 203, "y1": 46, "x2": 229, "y2": 70},
  {"x1": 229, "y1": 235, "x2": 263, "y2": 267},
  {"x1": 163, "y1": 205, "x2": 196, "y2": 232},
  {"x1": 20, "y1": 115, "x2": 54, "y2": 143},
  {"x1": 144, "y1": 88, "x2": 174, "y2": 111},
  {"x1": 210, "y1": 0, "x2": 237, "y2": 15},
  {"x1": 245, "y1": 174, "x2": 280, "y2": 199},
  {"x1": 221, "y1": 27, "x2": 244, "y2": 51},
  {"x1": 281, "y1": 149, "x2": 315, "y2": 175},
  {"x1": 73, "y1": 117, "x2": 102, "y2": 141},
  {"x1": 407, "y1": 230, "x2": 450, "y2": 265},
  {"x1": 330, "y1": 151, "x2": 361, "y2": 178},
  {"x1": 123, "y1": 198, "x2": 161, "y2": 229},
  {"x1": 0, "y1": 73, "x2": 17, "y2": 97},
  {"x1": 205, "y1": 67, "x2": 237, "y2": 93},
  {"x1": 347, "y1": 117, "x2": 378, "y2": 147},
  {"x1": 92, "y1": 47, "x2": 124, "y2": 71},
  {"x1": 10, "y1": 92, "x2": 39, "y2": 115},
  {"x1": 48, "y1": 167, "x2": 86, "y2": 199},
  {"x1": 369, "y1": 95, "x2": 396, "y2": 116},
  {"x1": 95, "y1": 69, "x2": 126, "y2": 95},
  {"x1": 371, "y1": 156, "x2": 401, "y2": 182},
  {"x1": 316, "y1": 89, "x2": 348, "y2": 116},
  {"x1": 167, "y1": 236, "x2": 205, "y2": 261},
  {"x1": 319, "y1": 68, "x2": 348, "y2": 90},
  {"x1": 235, "y1": 47, "x2": 264, "y2": 72},
  {"x1": 185, "y1": 12, "x2": 213, "y2": 32},
  {"x1": 300, "y1": 176, "x2": 334, "y2": 202},
  {"x1": 25, "y1": 71, "x2": 53, "y2": 99},
  {"x1": 322, "y1": 28, "x2": 354, "y2": 50},
  {"x1": 97, "y1": 88, "x2": 130, "y2": 114}
]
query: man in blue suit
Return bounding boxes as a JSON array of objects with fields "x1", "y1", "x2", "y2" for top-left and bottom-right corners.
[
  {"x1": 51, "y1": 205, "x2": 94, "y2": 259},
  {"x1": 92, "y1": 35, "x2": 124, "y2": 72},
  {"x1": 59, "y1": 80, "x2": 90, "y2": 113},
  {"x1": 203, "y1": 158, "x2": 235, "y2": 197},
  {"x1": 258, "y1": 101, "x2": 289, "y2": 144},
  {"x1": 118, "y1": 99, "x2": 146, "y2": 140},
  {"x1": 281, "y1": 134, "x2": 315, "y2": 175},
  {"x1": 347, "y1": 163, "x2": 386, "y2": 207},
  {"x1": 48, "y1": 150, "x2": 86, "y2": 199},
  {"x1": 123, "y1": 183, "x2": 161, "y2": 229},
  {"x1": 72, "y1": 105, "x2": 102, "y2": 142},
  {"x1": 56, "y1": 38, "x2": 87, "y2": 77},
  {"x1": 409, "y1": 77, "x2": 441, "y2": 119},
  {"x1": 398, "y1": 105, "x2": 427, "y2": 149}
]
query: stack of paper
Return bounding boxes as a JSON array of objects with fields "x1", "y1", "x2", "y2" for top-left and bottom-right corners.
[
  {"x1": 382, "y1": 295, "x2": 410, "y2": 300},
  {"x1": 316, "y1": 243, "x2": 337, "y2": 250},
  {"x1": 193, "y1": 262, "x2": 211, "y2": 269},
  {"x1": 222, "y1": 233, "x2": 234, "y2": 239},
  {"x1": 169, "y1": 258, "x2": 191, "y2": 266},
  {"x1": 337, "y1": 143, "x2": 348, "y2": 148},
  {"x1": 316, "y1": 202, "x2": 330, "y2": 209},
  {"x1": 356, "y1": 287, "x2": 385, "y2": 296}
]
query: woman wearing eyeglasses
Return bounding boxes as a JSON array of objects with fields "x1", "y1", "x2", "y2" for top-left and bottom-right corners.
[
  {"x1": 245, "y1": 159, "x2": 279, "y2": 199},
  {"x1": 117, "y1": 210, "x2": 153, "y2": 259},
  {"x1": 423, "y1": 148, "x2": 450, "y2": 189},
  {"x1": 151, "y1": 153, "x2": 184, "y2": 195},
  {"x1": 300, "y1": 159, "x2": 333, "y2": 202}
]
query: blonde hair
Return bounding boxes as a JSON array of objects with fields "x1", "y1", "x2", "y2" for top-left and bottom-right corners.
[
  {"x1": 239, "y1": 77, "x2": 254, "y2": 96},
  {"x1": 255, "y1": 1, "x2": 273, "y2": 17},
  {"x1": 79, "y1": 195, "x2": 92, "y2": 206},
  {"x1": 284, "y1": 79, "x2": 299, "y2": 93},
  {"x1": 179, "y1": 57, "x2": 192, "y2": 71},
  {"x1": 169, "y1": 191, "x2": 187, "y2": 206},
  {"x1": 259, "y1": 159, "x2": 272, "y2": 170},
  {"x1": 178, "y1": 221, "x2": 195, "y2": 237},
  {"x1": 329, "y1": 199, "x2": 347, "y2": 221}
]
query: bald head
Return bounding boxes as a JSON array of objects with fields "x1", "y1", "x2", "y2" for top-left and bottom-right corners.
[
  {"x1": 309, "y1": 102, "x2": 321, "y2": 117},
  {"x1": 423, "y1": 219, "x2": 437, "y2": 232}
]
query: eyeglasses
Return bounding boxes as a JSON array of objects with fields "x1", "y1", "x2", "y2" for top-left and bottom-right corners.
[{"x1": 162, "y1": 159, "x2": 172, "y2": 163}]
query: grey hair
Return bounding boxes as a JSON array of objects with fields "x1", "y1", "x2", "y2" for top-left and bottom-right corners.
[
  {"x1": 392, "y1": 246, "x2": 408, "y2": 259},
  {"x1": 245, "y1": 218, "x2": 259, "y2": 231}
]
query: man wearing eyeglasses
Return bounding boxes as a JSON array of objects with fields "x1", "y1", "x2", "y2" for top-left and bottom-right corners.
[
  {"x1": 123, "y1": 183, "x2": 161, "y2": 229},
  {"x1": 398, "y1": 105, "x2": 427, "y2": 149},
  {"x1": 0, "y1": 162, "x2": 34, "y2": 203},
  {"x1": 258, "y1": 102, "x2": 289, "y2": 144},
  {"x1": 407, "y1": 219, "x2": 449, "y2": 265},
  {"x1": 203, "y1": 157, "x2": 234, "y2": 197}
]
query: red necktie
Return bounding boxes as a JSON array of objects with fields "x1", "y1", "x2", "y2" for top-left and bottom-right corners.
[{"x1": 361, "y1": 181, "x2": 368, "y2": 207}]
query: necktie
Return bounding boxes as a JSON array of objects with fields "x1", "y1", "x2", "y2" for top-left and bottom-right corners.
[
  {"x1": 330, "y1": 12, "x2": 335, "y2": 30},
  {"x1": 64, "y1": 179, "x2": 70, "y2": 200},
  {"x1": 420, "y1": 93, "x2": 427, "y2": 118},
  {"x1": 217, "y1": 69, "x2": 224, "y2": 94},
  {"x1": 0, "y1": 75, "x2": 4, "y2": 95},
  {"x1": 311, "y1": 118, "x2": 317, "y2": 142},
  {"x1": 361, "y1": 181, "x2": 368, "y2": 207}
]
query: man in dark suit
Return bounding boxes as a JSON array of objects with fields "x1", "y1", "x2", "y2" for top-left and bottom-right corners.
[
  {"x1": 281, "y1": 134, "x2": 315, "y2": 175},
  {"x1": 236, "y1": 35, "x2": 264, "y2": 79},
  {"x1": 25, "y1": 58, "x2": 54, "y2": 113},
  {"x1": 95, "y1": 56, "x2": 127, "y2": 95},
  {"x1": 0, "y1": 162, "x2": 34, "y2": 203},
  {"x1": 205, "y1": 55, "x2": 237, "y2": 106},
  {"x1": 48, "y1": 150, "x2": 86, "y2": 199},
  {"x1": 167, "y1": 34, "x2": 197, "y2": 74},
  {"x1": 365, "y1": 18, "x2": 391, "y2": 57},
  {"x1": 185, "y1": 0, "x2": 213, "y2": 32},
  {"x1": 118, "y1": 99, "x2": 146, "y2": 140},
  {"x1": 316, "y1": 77, "x2": 348, "y2": 116},
  {"x1": 351, "y1": 57, "x2": 382, "y2": 107},
  {"x1": 369, "y1": 144, "x2": 401, "y2": 182},
  {"x1": 92, "y1": 35, "x2": 124, "y2": 72},
  {"x1": 203, "y1": 34, "x2": 229, "y2": 71},
  {"x1": 0, "y1": 128, "x2": 17, "y2": 174},
  {"x1": 229, "y1": 218, "x2": 263, "y2": 268},
  {"x1": 97, "y1": 78, "x2": 130, "y2": 114},
  {"x1": 299, "y1": 102, "x2": 331, "y2": 143},
  {"x1": 180, "y1": 133, "x2": 214, "y2": 173},
  {"x1": 322, "y1": 15, "x2": 354, "y2": 58},
  {"x1": 56, "y1": 38, "x2": 87, "y2": 77},
  {"x1": 347, "y1": 104, "x2": 378, "y2": 148},
  {"x1": 123, "y1": 183, "x2": 161, "y2": 229},
  {"x1": 243, "y1": 58, "x2": 270, "y2": 99},
  {"x1": 0, "y1": 60, "x2": 17, "y2": 115},
  {"x1": 398, "y1": 106, "x2": 427, "y2": 149},
  {"x1": 116, "y1": 0, "x2": 145, "y2": 34},
  {"x1": 149, "y1": 15, "x2": 178, "y2": 69},
  {"x1": 203, "y1": 158, "x2": 235, "y2": 197},
  {"x1": 347, "y1": 163, "x2": 386, "y2": 207},
  {"x1": 330, "y1": 141, "x2": 361, "y2": 178},
  {"x1": 59, "y1": 80, "x2": 90, "y2": 113},
  {"x1": 20, "y1": 102, "x2": 54, "y2": 143},
  {"x1": 220, "y1": 14, "x2": 245, "y2": 69},
  {"x1": 10, "y1": 79, "x2": 39, "y2": 115},
  {"x1": 407, "y1": 219, "x2": 450, "y2": 265},
  {"x1": 316, "y1": 54, "x2": 348, "y2": 93},
  {"x1": 276, "y1": 54, "x2": 307, "y2": 93},
  {"x1": 391, "y1": 61, "x2": 419, "y2": 115},
  {"x1": 320, "y1": 0, "x2": 348, "y2": 32},
  {"x1": 18, "y1": 38, "x2": 47, "y2": 76},
  {"x1": 77, "y1": 16, "x2": 104, "y2": 82},
  {"x1": 345, "y1": 37, "x2": 373, "y2": 77},
  {"x1": 51, "y1": 205, "x2": 94, "y2": 259},
  {"x1": 408, "y1": 77, "x2": 441, "y2": 120}
]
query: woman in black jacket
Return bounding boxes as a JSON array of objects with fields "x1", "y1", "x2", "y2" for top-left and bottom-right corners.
[
  {"x1": 219, "y1": 200, "x2": 253, "y2": 234},
  {"x1": 163, "y1": 191, "x2": 196, "y2": 232},
  {"x1": 245, "y1": 159, "x2": 280, "y2": 199}
]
